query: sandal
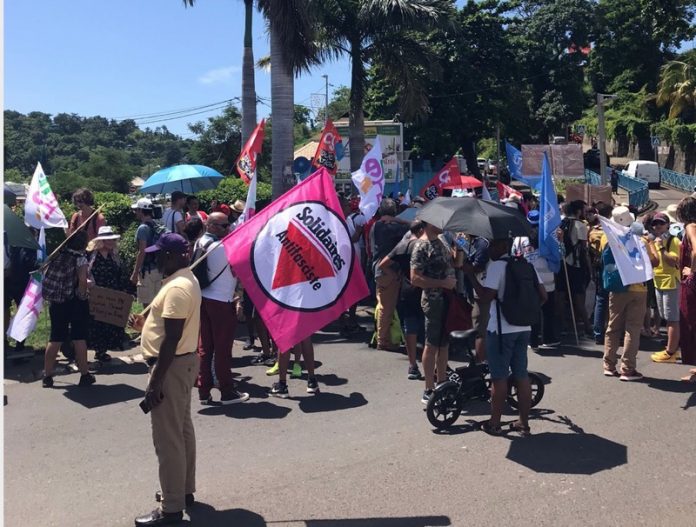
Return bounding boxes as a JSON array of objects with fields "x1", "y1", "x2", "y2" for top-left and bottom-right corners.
[
  {"x1": 509, "y1": 421, "x2": 531, "y2": 437},
  {"x1": 251, "y1": 355, "x2": 274, "y2": 365},
  {"x1": 480, "y1": 420, "x2": 503, "y2": 436}
]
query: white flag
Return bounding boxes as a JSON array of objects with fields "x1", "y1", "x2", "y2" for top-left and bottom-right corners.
[
  {"x1": 351, "y1": 138, "x2": 384, "y2": 220},
  {"x1": 237, "y1": 170, "x2": 257, "y2": 225},
  {"x1": 37, "y1": 227, "x2": 47, "y2": 263},
  {"x1": 24, "y1": 162, "x2": 68, "y2": 229},
  {"x1": 7, "y1": 274, "x2": 44, "y2": 343},
  {"x1": 599, "y1": 217, "x2": 653, "y2": 286},
  {"x1": 402, "y1": 189, "x2": 411, "y2": 206}
]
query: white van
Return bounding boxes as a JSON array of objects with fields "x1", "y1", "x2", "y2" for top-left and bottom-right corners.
[{"x1": 623, "y1": 160, "x2": 660, "y2": 188}]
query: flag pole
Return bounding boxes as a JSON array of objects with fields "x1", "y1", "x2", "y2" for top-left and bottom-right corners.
[
  {"x1": 35, "y1": 205, "x2": 105, "y2": 272},
  {"x1": 561, "y1": 257, "x2": 580, "y2": 346}
]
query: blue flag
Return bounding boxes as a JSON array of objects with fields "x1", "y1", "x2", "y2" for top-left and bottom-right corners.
[
  {"x1": 505, "y1": 142, "x2": 542, "y2": 190},
  {"x1": 539, "y1": 153, "x2": 561, "y2": 273}
]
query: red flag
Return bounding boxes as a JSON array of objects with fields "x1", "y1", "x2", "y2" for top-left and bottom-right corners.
[
  {"x1": 222, "y1": 167, "x2": 369, "y2": 352},
  {"x1": 311, "y1": 119, "x2": 343, "y2": 176},
  {"x1": 496, "y1": 181, "x2": 523, "y2": 200},
  {"x1": 235, "y1": 119, "x2": 266, "y2": 184},
  {"x1": 419, "y1": 158, "x2": 461, "y2": 201}
]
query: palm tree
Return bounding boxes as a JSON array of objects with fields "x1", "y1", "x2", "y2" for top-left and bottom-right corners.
[
  {"x1": 241, "y1": 0, "x2": 257, "y2": 144},
  {"x1": 182, "y1": 1, "x2": 257, "y2": 146},
  {"x1": 312, "y1": 0, "x2": 450, "y2": 171},
  {"x1": 656, "y1": 51, "x2": 696, "y2": 120},
  {"x1": 258, "y1": 0, "x2": 318, "y2": 198}
]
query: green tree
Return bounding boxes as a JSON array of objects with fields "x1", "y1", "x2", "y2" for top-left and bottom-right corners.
[
  {"x1": 313, "y1": 0, "x2": 450, "y2": 171},
  {"x1": 187, "y1": 105, "x2": 243, "y2": 175},
  {"x1": 316, "y1": 85, "x2": 351, "y2": 123},
  {"x1": 588, "y1": 0, "x2": 696, "y2": 93}
]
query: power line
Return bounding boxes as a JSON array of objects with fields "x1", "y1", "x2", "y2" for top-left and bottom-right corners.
[
  {"x1": 135, "y1": 104, "x2": 233, "y2": 126},
  {"x1": 114, "y1": 98, "x2": 237, "y2": 120}
]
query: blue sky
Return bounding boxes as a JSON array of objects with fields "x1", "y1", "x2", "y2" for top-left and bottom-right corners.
[
  {"x1": 4, "y1": 0, "x2": 353, "y2": 137},
  {"x1": 6, "y1": 1, "x2": 694, "y2": 139}
]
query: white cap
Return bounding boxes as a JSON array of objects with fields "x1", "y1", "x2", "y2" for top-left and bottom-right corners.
[
  {"x1": 611, "y1": 206, "x2": 634, "y2": 227},
  {"x1": 131, "y1": 197, "x2": 153, "y2": 210}
]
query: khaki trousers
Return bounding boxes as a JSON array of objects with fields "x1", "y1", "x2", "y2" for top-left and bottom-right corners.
[
  {"x1": 603, "y1": 291, "x2": 647, "y2": 373},
  {"x1": 376, "y1": 271, "x2": 400, "y2": 347},
  {"x1": 150, "y1": 353, "x2": 199, "y2": 513}
]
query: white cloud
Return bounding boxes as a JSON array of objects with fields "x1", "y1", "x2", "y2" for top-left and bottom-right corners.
[{"x1": 198, "y1": 65, "x2": 241, "y2": 85}]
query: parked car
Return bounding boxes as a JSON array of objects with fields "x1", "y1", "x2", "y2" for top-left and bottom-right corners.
[{"x1": 623, "y1": 160, "x2": 661, "y2": 189}]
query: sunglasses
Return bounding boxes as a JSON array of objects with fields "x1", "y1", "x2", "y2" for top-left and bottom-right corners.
[
  {"x1": 652, "y1": 220, "x2": 667, "y2": 226},
  {"x1": 212, "y1": 222, "x2": 230, "y2": 228}
]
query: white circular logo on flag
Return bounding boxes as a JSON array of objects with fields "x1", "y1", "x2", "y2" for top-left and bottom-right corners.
[{"x1": 251, "y1": 201, "x2": 354, "y2": 311}]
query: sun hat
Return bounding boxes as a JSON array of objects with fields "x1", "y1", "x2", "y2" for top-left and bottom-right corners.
[
  {"x1": 663, "y1": 204, "x2": 679, "y2": 223},
  {"x1": 131, "y1": 197, "x2": 153, "y2": 210},
  {"x1": 526, "y1": 210, "x2": 540, "y2": 225},
  {"x1": 93, "y1": 226, "x2": 121, "y2": 241},
  {"x1": 144, "y1": 232, "x2": 189, "y2": 254},
  {"x1": 231, "y1": 200, "x2": 246, "y2": 214},
  {"x1": 611, "y1": 206, "x2": 634, "y2": 227}
]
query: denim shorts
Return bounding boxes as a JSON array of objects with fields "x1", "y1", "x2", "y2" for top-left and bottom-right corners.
[{"x1": 485, "y1": 330, "x2": 531, "y2": 380}]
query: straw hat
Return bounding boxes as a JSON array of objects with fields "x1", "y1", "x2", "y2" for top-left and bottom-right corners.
[
  {"x1": 230, "y1": 200, "x2": 246, "y2": 214},
  {"x1": 93, "y1": 226, "x2": 121, "y2": 241}
]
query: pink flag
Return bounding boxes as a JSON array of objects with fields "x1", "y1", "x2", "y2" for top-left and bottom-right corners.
[{"x1": 222, "y1": 167, "x2": 369, "y2": 352}]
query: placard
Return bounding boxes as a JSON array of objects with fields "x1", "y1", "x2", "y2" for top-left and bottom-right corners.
[
  {"x1": 565, "y1": 183, "x2": 612, "y2": 207},
  {"x1": 88, "y1": 286, "x2": 134, "y2": 327},
  {"x1": 521, "y1": 144, "x2": 584, "y2": 178}
]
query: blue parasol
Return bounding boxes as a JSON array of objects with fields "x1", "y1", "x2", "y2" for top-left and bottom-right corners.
[{"x1": 140, "y1": 164, "x2": 224, "y2": 195}]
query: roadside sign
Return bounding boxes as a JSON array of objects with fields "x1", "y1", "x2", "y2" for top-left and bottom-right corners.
[
  {"x1": 651, "y1": 136, "x2": 660, "y2": 146},
  {"x1": 576, "y1": 125, "x2": 586, "y2": 134}
]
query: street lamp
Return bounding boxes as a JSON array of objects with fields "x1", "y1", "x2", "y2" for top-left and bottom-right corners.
[{"x1": 596, "y1": 93, "x2": 616, "y2": 185}]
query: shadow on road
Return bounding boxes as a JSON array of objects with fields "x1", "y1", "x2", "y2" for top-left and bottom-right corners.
[
  {"x1": 644, "y1": 376, "x2": 696, "y2": 410},
  {"x1": 297, "y1": 392, "x2": 368, "y2": 413},
  {"x1": 185, "y1": 504, "x2": 451, "y2": 527},
  {"x1": 198, "y1": 401, "x2": 292, "y2": 420},
  {"x1": 61, "y1": 383, "x2": 145, "y2": 409},
  {"x1": 535, "y1": 344, "x2": 602, "y2": 359}
]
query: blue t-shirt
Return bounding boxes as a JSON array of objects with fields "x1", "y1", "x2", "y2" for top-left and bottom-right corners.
[{"x1": 136, "y1": 222, "x2": 157, "y2": 272}]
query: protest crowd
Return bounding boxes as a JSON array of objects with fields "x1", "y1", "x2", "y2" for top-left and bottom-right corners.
[{"x1": 5, "y1": 133, "x2": 696, "y2": 526}]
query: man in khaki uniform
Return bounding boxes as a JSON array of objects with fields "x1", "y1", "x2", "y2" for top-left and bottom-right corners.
[{"x1": 129, "y1": 233, "x2": 201, "y2": 526}]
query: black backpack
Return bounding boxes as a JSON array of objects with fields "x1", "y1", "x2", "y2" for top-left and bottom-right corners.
[
  {"x1": 143, "y1": 221, "x2": 167, "y2": 269},
  {"x1": 191, "y1": 238, "x2": 227, "y2": 290},
  {"x1": 499, "y1": 256, "x2": 541, "y2": 326}
]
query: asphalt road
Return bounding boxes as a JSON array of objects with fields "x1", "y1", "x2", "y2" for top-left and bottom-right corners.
[
  {"x1": 648, "y1": 184, "x2": 691, "y2": 213},
  {"x1": 4, "y1": 314, "x2": 696, "y2": 527}
]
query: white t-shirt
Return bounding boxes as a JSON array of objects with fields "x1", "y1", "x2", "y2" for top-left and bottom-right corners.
[
  {"x1": 195, "y1": 233, "x2": 237, "y2": 303},
  {"x1": 484, "y1": 259, "x2": 542, "y2": 334},
  {"x1": 564, "y1": 217, "x2": 588, "y2": 268},
  {"x1": 347, "y1": 212, "x2": 366, "y2": 254},
  {"x1": 162, "y1": 208, "x2": 184, "y2": 233}
]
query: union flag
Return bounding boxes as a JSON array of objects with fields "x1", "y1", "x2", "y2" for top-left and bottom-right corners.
[
  {"x1": 311, "y1": 119, "x2": 342, "y2": 176},
  {"x1": 235, "y1": 119, "x2": 265, "y2": 184}
]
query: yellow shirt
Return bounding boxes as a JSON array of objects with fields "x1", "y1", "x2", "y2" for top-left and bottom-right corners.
[
  {"x1": 141, "y1": 268, "x2": 201, "y2": 358},
  {"x1": 652, "y1": 236, "x2": 681, "y2": 290},
  {"x1": 599, "y1": 234, "x2": 647, "y2": 293}
]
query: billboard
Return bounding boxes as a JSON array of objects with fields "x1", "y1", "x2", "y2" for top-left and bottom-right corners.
[
  {"x1": 521, "y1": 144, "x2": 584, "y2": 178},
  {"x1": 334, "y1": 121, "x2": 403, "y2": 182}
]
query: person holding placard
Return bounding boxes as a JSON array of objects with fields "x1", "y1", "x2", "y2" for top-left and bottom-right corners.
[{"x1": 87, "y1": 226, "x2": 126, "y2": 363}]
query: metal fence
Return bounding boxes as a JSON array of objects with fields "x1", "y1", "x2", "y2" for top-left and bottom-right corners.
[
  {"x1": 584, "y1": 169, "x2": 649, "y2": 208},
  {"x1": 660, "y1": 168, "x2": 696, "y2": 194}
]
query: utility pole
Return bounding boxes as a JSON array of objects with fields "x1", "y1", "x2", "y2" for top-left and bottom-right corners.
[
  {"x1": 596, "y1": 93, "x2": 616, "y2": 186},
  {"x1": 322, "y1": 74, "x2": 329, "y2": 125},
  {"x1": 495, "y1": 123, "x2": 501, "y2": 176}
]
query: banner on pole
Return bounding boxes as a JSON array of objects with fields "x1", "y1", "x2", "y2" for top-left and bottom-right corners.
[
  {"x1": 7, "y1": 273, "x2": 44, "y2": 342},
  {"x1": 24, "y1": 163, "x2": 68, "y2": 229},
  {"x1": 222, "y1": 167, "x2": 369, "y2": 352},
  {"x1": 419, "y1": 158, "x2": 460, "y2": 201},
  {"x1": 236, "y1": 119, "x2": 266, "y2": 184},
  {"x1": 351, "y1": 138, "x2": 384, "y2": 219},
  {"x1": 599, "y1": 217, "x2": 654, "y2": 286},
  {"x1": 311, "y1": 119, "x2": 342, "y2": 176}
]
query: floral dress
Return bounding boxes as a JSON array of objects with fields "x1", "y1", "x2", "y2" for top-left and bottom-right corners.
[{"x1": 88, "y1": 252, "x2": 125, "y2": 354}]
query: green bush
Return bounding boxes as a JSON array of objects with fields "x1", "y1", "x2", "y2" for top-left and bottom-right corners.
[
  {"x1": 118, "y1": 222, "x2": 139, "y2": 274},
  {"x1": 196, "y1": 177, "x2": 271, "y2": 210},
  {"x1": 94, "y1": 192, "x2": 137, "y2": 233}
]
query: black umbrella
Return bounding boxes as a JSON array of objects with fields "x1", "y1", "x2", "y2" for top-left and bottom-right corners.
[
  {"x1": 4, "y1": 205, "x2": 39, "y2": 250},
  {"x1": 4, "y1": 185, "x2": 17, "y2": 206},
  {"x1": 416, "y1": 197, "x2": 532, "y2": 239}
]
